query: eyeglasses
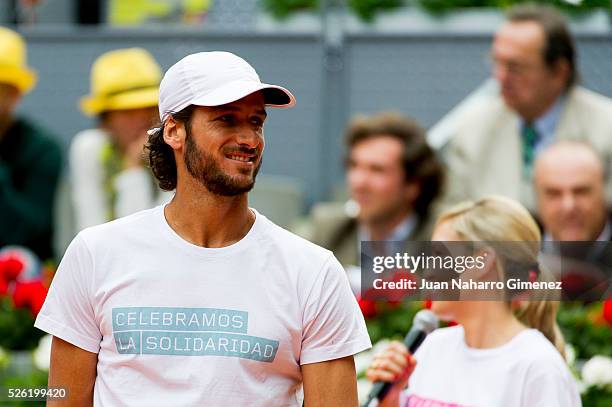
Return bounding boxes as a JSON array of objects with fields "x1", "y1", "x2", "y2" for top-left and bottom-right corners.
[{"x1": 485, "y1": 54, "x2": 542, "y2": 77}]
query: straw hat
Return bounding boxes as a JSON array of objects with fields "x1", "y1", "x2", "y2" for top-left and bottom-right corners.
[
  {"x1": 80, "y1": 48, "x2": 161, "y2": 116},
  {"x1": 0, "y1": 27, "x2": 37, "y2": 93}
]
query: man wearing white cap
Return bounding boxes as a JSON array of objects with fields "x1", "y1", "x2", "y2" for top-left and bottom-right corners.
[{"x1": 36, "y1": 51, "x2": 371, "y2": 406}]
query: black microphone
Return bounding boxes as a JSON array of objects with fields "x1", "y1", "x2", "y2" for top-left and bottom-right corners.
[{"x1": 362, "y1": 310, "x2": 439, "y2": 407}]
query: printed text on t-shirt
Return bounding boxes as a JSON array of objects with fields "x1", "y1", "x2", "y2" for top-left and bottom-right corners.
[{"x1": 112, "y1": 307, "x2": 279, "y2": 362}]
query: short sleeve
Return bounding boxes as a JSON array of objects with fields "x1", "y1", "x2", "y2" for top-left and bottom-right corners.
[
  {"x1": 521, "y1": 361, "x2": 582, "y2": 407},
  {"x1": 34, "y1": 234, "x2": 101, "y2": 353},
  {"x1": 300, "y1": 254, "x2": 371, "y2": 365}
]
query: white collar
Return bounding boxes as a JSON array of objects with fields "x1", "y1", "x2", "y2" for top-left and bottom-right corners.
[
  {"x1": 543, "y1": 218, "x2": 611, "y2": 242},
  {"x1": 358, "y1": 213, "x2": 418, "y2": 242}
]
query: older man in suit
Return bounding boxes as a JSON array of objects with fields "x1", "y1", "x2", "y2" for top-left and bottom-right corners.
[
  {"x1": 444, "y1": 4, "x2": 612, "y2": 213},
  {"x1": 534, "y1": 141, "x2": 609, "y2": 242},
  {"x1": 534, "y1": 141, "x2": 611, "y2": 301}
]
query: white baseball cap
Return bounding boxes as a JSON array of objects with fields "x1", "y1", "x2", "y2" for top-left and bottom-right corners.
[{"x1": 157, "y1": 51, "x2": 296, "y2": 122}]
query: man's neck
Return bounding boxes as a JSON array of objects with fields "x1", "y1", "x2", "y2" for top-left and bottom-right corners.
[
  {"x1": 519, "y1": 91, "x2": 564, "y2": 125},
  {"x1": 363, "y1": 209, "x2": 414, "y2": 241},
  {"x1": 591, "y1": 218, "x2": 611, "y2": 241},
  {"x1": 164, "y1": 180, "x2": 255, "y2": 248},
  {"x1": 544, "y1": 216, "x2": 610, "y2": 242}
]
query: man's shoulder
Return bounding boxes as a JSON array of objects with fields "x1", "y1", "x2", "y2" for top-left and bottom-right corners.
[
  {"x1": 449, "y1": 94, "x2": 512, "y2": 147},
  {"x1": 567, "y1": 86, "x2": 612, "y2": 115},
  {"x1": 310, "y1": 201, "x2": 354, "y2": 221},
  {"x1": 78, "y1": 206, "x2": 160, "y2": 246},
  {"x1": 409, "y1": 214, "x2": 437, "y2": 242},
  {"x1": 560, "y1": 87, "x2": 612, "y2": 143},
  {"x1": 299, "y1": 201, "x2": 357, "y2": 245},
  {"x1": 259, "y1": 212, "x2": 335, "y2": 261},
  {"x1": 14, "y1": 117, "x2": 62, "y2": 155},
  {"x1": 456, "y1": 94, "x2": 508, "y2": 128},
  {"x1": 69, "y1": 128, "x2": 109, "y2": 155}
]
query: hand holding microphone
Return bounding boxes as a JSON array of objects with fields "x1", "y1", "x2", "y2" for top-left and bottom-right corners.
[
  {"x1": 365, "y1": 341, "x2": 416, "y2": 407},
  {"x1": 363, "y1": 310, "x2": 439, "y2": 407}
]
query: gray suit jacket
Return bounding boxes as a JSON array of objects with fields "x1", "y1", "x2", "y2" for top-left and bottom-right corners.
[
  {"x1": 299, "y1": 202, "x2": 435, "y2": 268},
  {"x1": 443, "y1": 86, "x2": 612, "y2": 213}
]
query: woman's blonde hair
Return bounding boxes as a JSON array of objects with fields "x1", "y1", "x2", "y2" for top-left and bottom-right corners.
[{"x1": 435, "y1": 195, "x2": 566, "y2": 357}]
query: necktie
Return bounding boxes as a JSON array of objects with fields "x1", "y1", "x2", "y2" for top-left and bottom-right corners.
[{"x1": 521, "y1": 125, "x2": 539, "y2": 173}]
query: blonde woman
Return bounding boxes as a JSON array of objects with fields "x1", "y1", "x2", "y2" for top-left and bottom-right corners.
[{"x1": 366, "y1": 196, "x2": 581, "y2": 407}]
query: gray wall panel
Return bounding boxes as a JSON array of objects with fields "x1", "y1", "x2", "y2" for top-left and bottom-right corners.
[
  {"x1": 17, "y1": 30, "x2": 324, "y2": 202},
  {"x1": 11, "y1": 29, "x2": 612, "y2": 208},
  {"x1": 575, "y1": 36, "x2": 612, "y2": 97}
]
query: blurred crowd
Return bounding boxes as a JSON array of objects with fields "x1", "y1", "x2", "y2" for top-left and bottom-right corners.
[
  {"x1": 2, "y1": 6, "x2": 611, "y2": 406},
  {"x1": 4, "y1": 0, "x2": 210, "y2": 25},
  {"x1": 1, "y1": 4, "x2": 611, "y2": 300},
  {"x1": 301, "y1": 5, "x2": 612, "y2": 298}
]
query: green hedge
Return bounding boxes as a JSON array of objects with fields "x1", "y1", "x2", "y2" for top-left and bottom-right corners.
[{"x1": 264, "y1": 0, "x2": 612, "y2": 22}]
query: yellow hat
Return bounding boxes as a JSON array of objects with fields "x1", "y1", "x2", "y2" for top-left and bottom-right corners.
[
  {"x1": 0, "y1": 27, "x2": 37, "y2": 93},
  {"x1": 80, "y1": 48, "x2": 161, "y2": 116}
]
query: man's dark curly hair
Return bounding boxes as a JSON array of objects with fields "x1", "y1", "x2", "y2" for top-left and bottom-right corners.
[
  {"x1": 145, "y1": 105, "x2": 196, "y2": 191},
  {"x1": 345, "y1": 112, "x2": 445, "y2": 219}
]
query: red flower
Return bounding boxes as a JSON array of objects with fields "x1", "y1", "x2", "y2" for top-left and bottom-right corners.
[
  {"x1": 367, "y1": 270, "x2": 416, "y2": 303},
  {"x1": 0, "y1": 254, "x2": 25, "y2": 281},
  {"x1": 603, "y1": 299, "x2": 612, "y2": 327},
  {"x1": 12, "y1": 280, "x2": 48, "y2": 316},
  {"x1": 0, "y1": 278, "x2": 8, "y2": 296},
  {"x1": 356, "y1": 294, "x2": 378, "y2": 319}
]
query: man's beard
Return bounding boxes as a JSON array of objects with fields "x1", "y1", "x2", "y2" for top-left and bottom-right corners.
[{"x1": 184, "y1": 130, "x2": 262, "y2": 196}]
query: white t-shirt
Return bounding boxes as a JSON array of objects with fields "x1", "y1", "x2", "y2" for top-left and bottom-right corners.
[
  {"x1": 35, "y1": 206, "x2": 371, "y2": 406},
  {"x1": 399, "y1": 326, "x2": 581, "y2": 407}
]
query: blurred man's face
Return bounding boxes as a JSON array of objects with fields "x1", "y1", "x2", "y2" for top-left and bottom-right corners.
[
  {"x1": 102, "y1": 106, "x2": 158, "y2": 152},
  {"x1": 0, "y1": 83, "x2": 21, "y2": 136},
  {"x1": 535, "y1": 145, "x2": 607, "y2": 241},
  {"x1": 491, "y1": 21, "x2": 567, "y2": 122},
  {"x1": 347, "y1": 136, "x2": 417, "y2": 225}
]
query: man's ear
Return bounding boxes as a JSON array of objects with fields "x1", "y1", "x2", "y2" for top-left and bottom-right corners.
[
  {"x1": 163, "y1": 118, "x2": 183, "y2": 150},
  {"x1": 11, "y1": 88, "x2": 22, "y2": 108},
  {"x1": 552, "y1": 59, "x2": 571, "y2": 88},
  {"x1": 4, "y1": 85, "x2": 22, "y2": 114}
]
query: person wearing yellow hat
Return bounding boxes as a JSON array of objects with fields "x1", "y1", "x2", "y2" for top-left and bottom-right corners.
[
  {"x1": 0, "y1": 26, "x2": 63, "y2": 261},
  {"x1": 69, "y1": 47, "x2": 172, "y2": 231}
]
